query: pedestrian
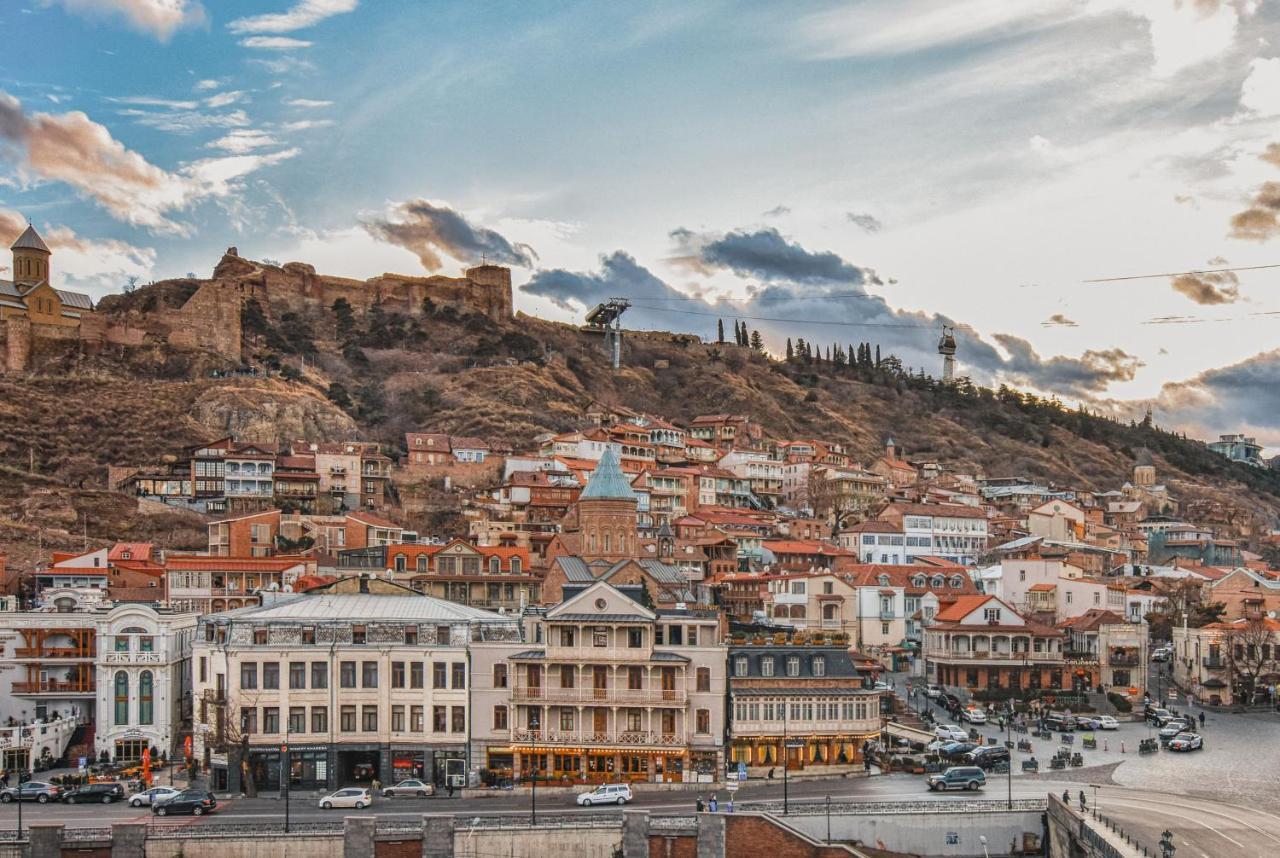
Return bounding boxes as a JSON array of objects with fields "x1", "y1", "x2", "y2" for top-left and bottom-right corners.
[
  {"x1": 767, "y1": 766, "x2": 775, "y2": 780},
  {"x1": 1063, "y1": 789, "x2": 1071, "y2": 805},
  {"x1": 371, "y1": 777, "x2": 382, "y2": 794},
  {"x1": 726, "y1": 799, "x2": 734, "y2": 813},
  {"x1": 1198, "y1": 711, "x2": 1205, "y2": 729},
  {"x1": 696, "y1": 796, "x2": 705, "y2": 812},
  {"x1": 709, "y1": 793, "x2": 718, "y2": 813},
  {"x1": 1079, "y1": 790, "x2": 1087, "y2": 812},
  {"x1": 447, "y1": 780, "x2": 455, "y2": 798}
]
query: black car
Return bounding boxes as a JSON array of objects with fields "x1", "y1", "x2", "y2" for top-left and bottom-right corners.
[
  {"x1": 965, "y1": 746, "x2": 1011, "y2": 770},
  {"x1": 151, "y1": 789, "x2": 217, "y2": 817},
  {"x1": 63, "y1": 782, "x2": 126, "y2": 804},
  {"x1": 939, "y1": 693, "x2": 962, "y2": 710}
]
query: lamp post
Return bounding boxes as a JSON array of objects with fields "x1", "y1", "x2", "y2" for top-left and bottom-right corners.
[
  {"x1": 530, "y1": 752, "x2": 538, "y2": 825},
  {"x1": 825, "y1": 795, "x2": 831, "y2": 842},
  {"x1": 1160, "y1": 828, "x2": 1176, "y2": 858},
  {"x1": 979, "y1": 835, "x2": 990, "y2": 858},
  {"x1": 1005, "y1": 698, "x2": 1013, "y2": 810},
  {"x1": 782, "y1": 702, "x2": 790, "y2": 815},
  {"x1": 1091, "y1": 783, "x2": 1099, "y2": 819}
]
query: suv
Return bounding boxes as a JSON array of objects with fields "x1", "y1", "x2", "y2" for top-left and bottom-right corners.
[
  {"x1": 965, "y1": 746, "x2": 1011, "y2": 770},
  {"x1": 1144, "y1": 707, "x2": 1172, "y2": 725},
  {"x1": 926, "y1": 684, "x2": 944, "y2": 699},
  {"x1": 63, "y1": 783, "x2": 126, "y2": 804},
  {"x1": 926, "y1": 766, "x2": 986, "y2": 792},
  {"x1": 1159, "y1": 718, "x2": 1194, "y2": 742},
  {"x1": 0, "y1": 782, "x2": 61, "y2": 804},
  {"x1": 1043, "y1": 714, "x2": 1076, "y2": 732},
  {"x1": 576, "y1": 784, "x2": 633, "y2": 806}
]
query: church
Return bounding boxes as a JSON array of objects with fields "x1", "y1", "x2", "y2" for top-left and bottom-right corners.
[{"x1": 0, "y1": 224, "x2": 94, "y2": 326}]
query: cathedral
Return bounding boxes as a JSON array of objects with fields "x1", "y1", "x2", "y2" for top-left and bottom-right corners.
[{"x1": 0, "y1": 224, "x2": 94, "y2": 327}]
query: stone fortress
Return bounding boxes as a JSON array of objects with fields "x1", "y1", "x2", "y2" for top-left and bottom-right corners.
[{"x1": 0, "y1": 226, "x2": 514, "y2": 371}]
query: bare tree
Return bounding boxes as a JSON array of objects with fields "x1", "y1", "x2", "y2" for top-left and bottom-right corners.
[
  {"x1": 1224, "y1": 618, "x2": 1279, "y2": 703},
  {"x1": 808, "y1": 467, "x2": 875, "y2": 544}
]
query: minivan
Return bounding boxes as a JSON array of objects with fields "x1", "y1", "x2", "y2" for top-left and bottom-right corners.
[
  {"x1": 926, "y1": 766, "x2": 986, "y2": 791},
  {"x1": 576, "y1": 784, "x2": 633, "y2": 806}
]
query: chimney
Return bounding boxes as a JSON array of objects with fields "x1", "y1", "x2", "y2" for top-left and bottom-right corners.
[{"x1": 359, "y1": 575, "x2": 370, "y2": 594}]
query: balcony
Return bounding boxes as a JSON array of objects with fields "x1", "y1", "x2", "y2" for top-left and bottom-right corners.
[
  {"x1": 102, "y1": 651, "x2": 164, "y2": 665},
  {"x1": 542, "y1": 647, "x2": 655, "y2": 662},
  {"x1": 511, "y1": 686, "x2": 688, "y2": 706},
  {"x1": 13, "y1": 680, "x2": 96, "y2": 695},
  {"x1": 511, "y1": 728, "x2": 683, "y2": 748},
  {"x1": 13, "y1": 647, "x2": 93, "y2": 659},
  {"x1": 879, "y1": 610, "x2": 896, "y2": 621},
  {"x1": 1203, "y1": 657, "x2": 1224, "y2": 670},
  {"x1": 935, "y1": 650, "x2": 1058, "y2": 662},
  {"x1": 1107, "y1": 655, "x2": 1141, "y2": 667}
]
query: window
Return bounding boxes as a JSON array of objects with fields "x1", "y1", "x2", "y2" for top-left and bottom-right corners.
[
  {"x1": 560, "y1": 627, "x2": 576, "y2": 647},
  {"x1": 983, "y1": 608, "x2": 1002, "y2": 623},
  {"x1": 734, "y1": 656, "x2": 748, "y2": 677},
  {"x1": 114, "y1": 635, "x2": 129, "y2": 652},
  {"x1": 391, "y1": 705, "x2": 405, "y2": 732},
  {"x1": 411, "y1": 662, "x2": 424, "y2": 689},
  {"x1": 352, "y1": 625, "x2": 367, "y2": 644},
  {"x1": 786, "y1": 656, "x2": 800, "y2": 677},
  {"x1": 404, "y1": 626, "x2": 419, "y2": 645},
  {"x1": 593, "y1": 627, "x2": 608, "y2": 647},
  {"x1": 411, "y1": 706, "x2": 424, "y2": 732},
  {"x1": 139, "y1": 671, "x2": 154, "y2": 725},
  {"x1": 392, "y1": 661, "x2": 406, "y2": 688},
  {"x1": 452, "y1": 706, "x2": 465, "y2": 733},
  {"x1": 823, "y1": 581, "x2": 834, "y2": 594},
  {"x1": 289, "y1": 662, "x2": 306, "y2": 690},
  {"x1": 451, "y1": 662, "x2": 466, "y2": 689},
  {"x1": 761, "y1": 657, "x2": 774, "y2": 677},
  {"x1": 512, "y1": 557, "x2": 522, "y2": 575},
  {"x1": 433, "y1": 662, "x2": 447, "y2": 689},
  {"x1": 340, "y1": 661, "x2": 356, "y2": 688},
  {"x1": 696, "y1": 709, "x2": 710, "y2": 734},
  {"x1": 362, "y1": 662, "x2": 378, "y2": 688},
  {"x1": 493, "y1": 664, "x2": 508, "y2": 688},
  {"x1": 240, "y1": 663, "x2": 258, "y2": 690},
  {"x1": 362, "y1": 706, "x2": 377, "y2": 732},
  {"x1": 312, "y1": 662, "x2": 328, "y2": 689},
  {"x1": 1018, "y1": 570, "x2": 1026, "y2": 582},
  {"x1": 881, "y1": 622, "x2": 890, "y2": 635},
  {"x1": 436, "y1": 625, "x2": 451, "y2": 644},
  {"x1": 812, "y1": 656, "x2": 825, "y2": 677},
  {"x1": 263, "y1": 707, "x2": 280, "y2": 734},
  {"x1": 688, "y1": 626, "x2": 699, "y2": 646},
  {"x1": 697, "y1": 667, "x2": 711, "y2": 692},
  {"x1": 241, "y1": 707, "x2": 257, "y2": 735},
  {"x1": 302, "y1": 627, "x2": 316, "y2": 645},
  {"x1": 433, "y1": 706, "x2": 447, "y2": 732},
  {"x1": 628, "y1": 666, "x2": 643, "y2": 690},
  {"x1": 288, "y1": 707, "x2": 305, "y2": 734},
  {"x1": 627, "y1": 628, "x2": 643, "y2": 648},
  {"x1": 254, "y1": 629, "x2": 268, "y2": 645},
  {"x1": 311, "y1": 706, "x2": 327, "y2": 733},
  {"x1": 559, "y1": 709, "x2": 575, "y2": 731},
  {"x1": 138, "y1": 635, "x2": 154, "y2": 652},
  {"x1": 668, "y1": 625, "x2": 684, "y2": 645},
  {"x1": 560, "y1": 665, "x2": 576, "y2": 688},
  {"x1": 494, "y1": 705, "x2": 508, "y2": 730}
]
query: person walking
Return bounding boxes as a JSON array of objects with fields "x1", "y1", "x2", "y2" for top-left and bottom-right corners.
[
  {"x1": 696, "y1": 796, "x2": 705, "y2": 812},
  {"x1": 371, "y1": 777, "x2": 382, "y2": 795},
  {"x1": 1062, "y1": 789, "x2": 1071, "y2": 805},
  {"x1": 1079, "y1": 790, "x2": 1088, "y2": 812},
  {"x1": 1198, "y1": 711, "x2": 1205, "y2": 730},
  {"x1": 709, "y1": 793, "x2": 718, "y2": 813}
]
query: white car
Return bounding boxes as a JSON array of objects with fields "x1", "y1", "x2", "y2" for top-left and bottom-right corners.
[
  {"x1": 319, "y1": 787, "x2": 372, "y2": 809},
  {"x1": 576, "y1": 783, "x2": 633, "y2": 806},
  {"x1": 129, "y1": 786, "x2": 182, "y2": 807},
  {"x1": 381, "y1": 779, "x2": 434, "y2": 798},
  {"x1": 1085, "y1": 715, "x2": 1119, "y2": 730},
  {"x1": 936, "y1": 724, "x2": 968, "y2": 742},
  {"x1": 926, "y1": 684, "x2": 944, "y2": 699},
  {"x1": 960, "y1": 708, "x2": 987, "y2": 724},
  {"x1": 873, "y1": 681, "x2": 892, "y2": 691}
]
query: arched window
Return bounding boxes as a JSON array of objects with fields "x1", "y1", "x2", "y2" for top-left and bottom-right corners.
[
  {"x1": 114, "y1": 671, "x2": 129, "y2": 725},
  {"x1": 490, "y1": 557, "x2": 501, "y2": 575},
  {"x1": 950, "y1": 576, "x2": 963, "y2": 589},
  {"x1": 416, "y1": 555, "x2": 428, "y2": 573},
  {"x1": 139, "y1": 671, "x2": 154, "y2": 725},
  {"x1": 603, "y1": 533, "x2": 611, "y2": 553},
  {"x1": 588, "y1": 532, "x2": 596, "y2": 553},
  {"x1": 511, "y1": 557, "x2": 522, "y2": 575}
]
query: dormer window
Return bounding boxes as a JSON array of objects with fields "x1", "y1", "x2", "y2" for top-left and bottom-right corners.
[
  {"x1": 931, "y1": 576, "x2": 944, "y2": 588},
  {"x1": 912, "y1": 576, "x2": 925, "y2": 587},
  {"x1": 786, "y1": 656, "x2": 800, "y2": 677},
  {"x1": 761, "y1": 657, "x2": 774, "y2": 677},
  {"x1": 878, "y1": 574, "x2": 890, "y2": 587},
  {"x1": 950, "y1": 576, "x2": 963, "y2": 589},
  {"x1": 734, "y1": 656, "x2": 748, "y2": 677},
  {"x1": 812, "y1": 656, "x2": 825, "y2": 677}
]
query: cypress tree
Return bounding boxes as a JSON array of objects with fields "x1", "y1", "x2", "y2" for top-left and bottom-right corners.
[
  {"x1": 875, "y1": 344, "x2": 881, "y2": 367},
  {"x1": 786, "y1": 338, "x2": 794, "y2": 360},
  {"x1": 717, "y1": 318, "x2": 725, "y2": 343},
  {"x1": 750, "y1": 329, "x2": 764, "y2": 351}
]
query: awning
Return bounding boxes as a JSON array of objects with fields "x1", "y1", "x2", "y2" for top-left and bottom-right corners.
[
  {"x1": 1202, "y1": 678, "x2": 1227, "y2": 689},
  {"x1": 884, "y1": 721, "x2": 935, "y2": 745}
]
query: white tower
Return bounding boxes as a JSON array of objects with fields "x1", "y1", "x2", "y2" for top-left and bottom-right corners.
[{"x1": 938, "y1": 325, "x2": 957, "y2": 382}]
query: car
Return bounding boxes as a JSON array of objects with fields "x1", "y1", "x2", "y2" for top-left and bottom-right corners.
[
  {"x1": 151, "y1": 790, "x2": 217, "y2": 816},
  {"x1": 62, "y1": 782, "x2": 125, "y2": 804},
  {"x1": 0, "y1": 782, "x2": 61, "y2": 804},
  {"x1": 939, "y1": 693, "x2": 962, "y2": 710},
  {"x1": 873, "y1": 681, "x2": 892, "y2": 691},
  {"x1": 965, "y1": 747, "x2": 1011, "y2": 769},
  {"x1": 935, "y1": 724, "x2": 968, "y2": 742},
  {"x1": 381, "y1": 779, "x2": 435, "y2": 798},
  {"x1": 1144, "y1": 707, "x2": 1172, "y2": 725},
  {"x1": 319, "y1": 787, "x2": 373, "y2": 810},
  {"x1": 1167, "y1": 733, "x2": 1204, "y2": 752},
  {"x1": 925, "y1": 739, "x2": 949, "y2": 753},
  {"x1": 1159, "y1": 719, "x2": 1195, "y2": 742},
  {"x1": 940, "y1": 741, "x2": 979, "y2": 759},
  {"x1": 925, "y1": 683, "x2": 944, "y2": 699},
  {"x1": 576, "y1": 784, "x2": 633, "y2": 806},
  {"x1": 129, "y1": 786, "x2": 182, "y2": 807},
  {"x1": 1081, "y1": 715, "x2": 1119, "y2": 730},
  {"x1": 1043, "y1": 714, "x2": 1077, "y2": 733},
  {"x1": 926, "y1": 766, "x2": 986, "y2": 792},
  {"x1": 959, "y1": 707, "x2": 987, "y2": 724}
]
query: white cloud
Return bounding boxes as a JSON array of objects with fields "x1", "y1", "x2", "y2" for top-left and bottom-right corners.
[
  {"x1": 0, "y1": 209, "x2": 155, "y2": 292},
  {"x1": 227, "y1": 0, "x2": 357, "y2": 35},
  {"x1": 1238, "y1": 56, "x2": 1280, "y2": 116},
  {"x1": 117, "y1": 107, "x2": 250, "y2": 134},
  {"x1": 203, "y1": 90, "x2": 247, "y2": 109},
  {"x1": 281, "y1": 119, "x2": 334, "y2": 131},
  {"x1": 206, "y1": 129, "x2": 281, "y2": 154},
  {"x1": 285, "y1": 98, "x2": 332, "y2": 108},
  {"x1": 106, "y1": 95, "x2": 198, "y2": 109},
  {"x1": 194, "y1": 79, "x2": 222, "y2": 91},
  {"x1": 40, "y1": 0, "x2": 205, "y2": 41},
  {"x1": 1087, "y1": 0, "x2": 1250, "y2": 78},
  {"x1": 240, "y1": 36, "x2": 313, "y2": 50}
]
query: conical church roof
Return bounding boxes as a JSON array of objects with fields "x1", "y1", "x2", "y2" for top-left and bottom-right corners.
[
  {"x1": 579, "y1": 446, "x2": 636, "y2": 501},
  {"x1": 11, "y1": 224, "x2": 50, "y2": 253}
]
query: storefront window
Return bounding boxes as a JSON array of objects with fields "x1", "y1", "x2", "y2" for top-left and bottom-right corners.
[
  {"x1": 288, "y1": 750, "x2": 328, "y2": 790},
  {"x1": 392, "y1": 752, "x2": 425, "y2": 780}
]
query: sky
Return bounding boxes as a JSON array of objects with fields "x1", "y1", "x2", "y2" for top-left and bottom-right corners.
[{"x1": 3, "y1": 0, "x2": 1280, "y2": 449}]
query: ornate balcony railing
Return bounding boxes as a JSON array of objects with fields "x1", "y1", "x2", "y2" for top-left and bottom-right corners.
[
  {"x1": 511, "y1": 728, "x2": 682, "y2": 747},
  {"x1": 511, "y1": 686, "x2": 687, "y2": 705}
]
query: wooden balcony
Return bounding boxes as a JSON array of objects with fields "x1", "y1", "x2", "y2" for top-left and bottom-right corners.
[
  {"x1": 13, "y1": 647, "x2": 93, "y2": 659},
  {"x1": 13, "y1": 680, "x2": 96, "y2": 695},
  {"x1": 511, "y1": 686, "x2": 687, "y2": 706}
]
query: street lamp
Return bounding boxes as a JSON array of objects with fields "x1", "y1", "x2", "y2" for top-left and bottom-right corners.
[
  {"x1": 1160, "y1": 828, "x2": 1176, "y2": 858},
  {"x1": 979, "y1": 834, "x2": 990, "y2": 858},
  {"x1": 529, "y1": 752, "x2": 538, "y2": 825},
  {"x1": 1091, "y1": 784, "x2": 1099, "y2": 819},
  {"x1": 825, "y1": 795, "x2": 831, "y2": 842},
  {"x1": 783, "y1": 701, "x2": 790, "y2": 815}
]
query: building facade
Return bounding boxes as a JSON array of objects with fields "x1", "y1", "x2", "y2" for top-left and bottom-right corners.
[{"x1": 923, "y1": 595, "x2": 1071, "y2": 692}]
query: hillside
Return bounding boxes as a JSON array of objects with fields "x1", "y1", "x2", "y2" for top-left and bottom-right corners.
[{"x1": 1, "y1": 274, "x2": 1278, "y2": 563}]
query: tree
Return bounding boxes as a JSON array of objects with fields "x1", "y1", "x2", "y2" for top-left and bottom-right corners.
[
  {"x1": 718, "y1": 318, "x2": 726, "y2": 343},
  {"x1": 331, "y1": 298, "x2": 355, "y2": 335},
  {"x1": 750, "y1": 329, "x2": 764, "y2": 351},
  {"x1": 786, "y1": 338, "x2": 794, "y2": 361},
  {"x1": 875, "y1": 344, "x2": 881, "y2": 367},
  {"x1": 123, "y1": 275, "x2": 139, "y2": 294},
  {"x1": 1224, "y1": 617, "x2": 1279, "y2": 703}
]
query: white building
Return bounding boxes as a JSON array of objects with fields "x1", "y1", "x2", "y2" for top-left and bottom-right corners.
[{"x1": 879, "y1": 503, "x2": 989, "y2": 565}]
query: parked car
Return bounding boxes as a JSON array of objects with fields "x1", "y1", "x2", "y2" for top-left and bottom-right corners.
[
  {"x1": 959, "y1": 707, "x2": 987, "y2": 724},
  {"x1": 965, "y1": 746, "x2": 1011, "y2": 770},
  {"x1": 62, "y1": 783, "x2": 125, "y2": 804},
  {"x1": 0, "y1": 782, "x2": 61, "y2": 804},
  {"x1": 1167, "y1": 733, "x2": 1204, "y2": 752},
  {"x1": 1043, "y1": 714, "x2": 1077, "y2": 732},
  {"x1": 940, "y1": 693, "x2": 962, "y2": 710},
  {"x1": 1078, "y1": 715, "x2": 1119, "y2": 730},
  {"x1": 151, "y1": 790, "x2": 217, "y2": 816},
  {"x1": 381, "y1": 779, "x2": 434, "y2": 798},
  {"x1": 926, "y1": 766, "x2": 987, "y2": 791},
  {"x1": 1144, "y1": 707, "x2": 1172, "y2": 725},
  {"x1": 873, "y1": 681, "x2": 892, "y2": 691},
  {"x1": 940, "y1": 741, "x2": 979, "y2": 759},
  {"x1": 576, "y1": 783, "x2": 633, "y2": 806},
  {"x1": 935, "y1": 724, "x2": 968, "y2": 742},
  {"x1": 319, "y1": 788, "x2": 372, "y2": 810},
  {"x1": 1159, "y1": 719, "x2": 1195, "y2": 742},
  {"x1": 130, "y1": 786, "x2": 182, "y2": 807},
  {"x1": 926, "y1": 684, "x2": 944, "y2": 699}
]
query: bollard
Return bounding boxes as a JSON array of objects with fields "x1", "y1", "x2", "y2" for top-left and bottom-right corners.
[
  {"x1": 1120, "y1": 741, "x2": 1125, "y2": 754},
  {"x1": 1103, "y1": 739, "x2": 1108, "y2": 752}
]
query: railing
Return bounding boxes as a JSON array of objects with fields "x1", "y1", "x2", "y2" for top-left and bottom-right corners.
[
  {"x1": 742, "y1": 798, "x2": 1047, "y2": 815},
  {"x1": 879, "y1": 610, "x2": 896, "y2": 621},
  {"x1": 13, "y1": 647, "x2": 92, "y2": 659},
  {"x1": 1107, "y1": 656, "x2": 1141, "y2": 667},
  {"x1": 453, "y1": 813, "x2": 624, "y2": 831},
  {"x1": 12, "y1": 680, "x2": 95, "y2": 694},
  {"x1": 103, "y1": 651, "x2": 164, "y2": 664},
  {"x1": 148, "y1": 821, "x2": 344, "y2": 839},
  {"x1": 511, "y1": 686, "x2": 687, "y2": 705},
  {"x1": 543, "y1": 647, "x2": 657, "y2": 661},
  {"x1": 511, "y1": 728, "x2": 683, "y2": 747},
  {"x1": 62, "y1": 828, "x2": 114, "y2": 843},
  {"x1": 1203, "y1": 657, "x2": 1224, "y2": 669},
  {"x1": 649, "y1": 815, "x2": 699, "y2": 832},
  {"x1": 938, "y1": 651, "x2": 1059, "y2": 662}
]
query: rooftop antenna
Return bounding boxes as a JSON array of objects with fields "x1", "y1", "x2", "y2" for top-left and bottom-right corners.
[
  {"x1": 938, "y1": 325, "x2": 957, "y2": 382},
  {"x1": 584, "y1": 298, "x2": 632, "y2": 369}
]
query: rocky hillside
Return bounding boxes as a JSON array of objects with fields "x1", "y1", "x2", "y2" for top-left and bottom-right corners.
[{"x1": 1, "y1": 279, "x2": 1278, "y2": 563}]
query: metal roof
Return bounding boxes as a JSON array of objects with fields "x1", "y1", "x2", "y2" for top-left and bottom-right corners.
[
  {"x1": 578, "y1": 446, "x2": 636, "y2": 501},
  {"x1": 553, "y1": 613, "x2": 653, "y2": 623},
  {"x1": 11, "y1": 224, "x2": 50, "y2": 253},
  {"x1": 205, "y1": 593, "x2": 515, "y2": 624}
]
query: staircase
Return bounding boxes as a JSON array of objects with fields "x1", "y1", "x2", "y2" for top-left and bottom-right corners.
[{"x1": 1084, "y1": 691, "x2": 1118, "y2": 716}]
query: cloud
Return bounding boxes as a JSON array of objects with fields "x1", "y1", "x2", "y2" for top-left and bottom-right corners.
[
  {"x1": 194, "y1": 79, "x2": 222, "y2": 91},
  {"x1": 671, "y1": 226, "x2": 879, "y2": 285},
  {"x1": 1262, "y1": 143, "x2": 1280, "y2": 168},
  {"x1": 106, "y1": 96, "x2": 199, "y2": 109},
  {"x1": 1041, "y1": 313, "x2": 1078, "y2": 327},
  {"x1": 240, "y1": 36, "x2": 312, "y2": 49},
  {"x1": 0, "y1": 91, "x2": 297, "y2": 234},
  {"x1": 1229, "y1": 180, "x2": 1280, "y2": 241},
  {"x1": 0, "y1": 209, "x2": 154, "y2": 292},
  {"x1": 116, "y1": 107, "x2": 250, "y2": 134},
  {"x1": 281, "y1": 119, "x2": 334, "y2": 131},
  {"x1": 362, "y1": 199, "x2": 538, "y2": 271},
  {"x1": 1170, "y1": 269, "x2": 1241, "y2": 305},
  {"x1": 248, "y1": 55, "x2": 316, "y2": 75},
  {"x1": 846, "y1": 212, "x2": 883, "y2": 233},
  {"x1": 203, "y1": 91, "x2": 247, "y2": 108},
  {"x1": 762, "y1": 204, "x2": 790, "y2": 218},
  {"x1": 1153, "y1": 349, "x2": 1280, "y2": 447},
  {"x1": 206, "y1": 129, "x2": 280, "y2": 154},
  {"x1": 228, "y1": 0, "x2": 357, "y2": 35},
  {"x1": 994, "y1": 335, "x2": 1143, "y2": 395},
  {"x1": 41, "y1": 0, "x2": 205, "y2": 41},
  {"x1": 285, "y1": 98, "x2": 333, "y2": 108},
  {"x1": 1089, "y1": 0, "x2": 1252, "y2": 78},
  {"x1": 1238, "y1": 57, "x2": 1280, "y2": 116}
]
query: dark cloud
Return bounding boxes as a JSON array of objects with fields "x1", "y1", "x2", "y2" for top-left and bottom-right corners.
[
  {"x1": 762, "y1": 204, "x2": 791, "y2": 218},
  {"x1": 363, "y1": 200, "x2": 537, "y2": 272},
  {"x1": 670, "y1": 226, "x2": 879, "y2": 286},
  {"x1": 1229, "y1": 180, "x2": 1280, "y2": 241},
  {"x1": 993, "y1": 335, "x2": 1142, "y2": 396},
  {"x1": 846, "y1": 212, "x2": 883, "y2": 233},
  {"x1": 1171, "y1": 270, "x2": 1240, "y2": 305},
  {"x1": 1041, "y1": 313, "x2": 1078, "y2": 327},
  {"x1": 522, "y1": 251, "x2": 694, "y2": 315},
  {"x1": 1151, "y1": 349, "x2": 1280, "y2": 447}
]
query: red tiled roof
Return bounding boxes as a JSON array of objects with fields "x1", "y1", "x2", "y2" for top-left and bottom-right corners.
[
  {"x1": 933, "y1": 595, "x2": 996, "y2": 622},
  {"x1": 880, "y1": 502, "x2": 988, "y2": 520},
  {"x1": 109, "y1": 543, "x2": 155, "y2": 562},
  {"x1": 762, "y1": 540, "x2": 853, "y2": 556},
  {"x1": 346, "y1": 511, "x2": 403, "y2": 529}
]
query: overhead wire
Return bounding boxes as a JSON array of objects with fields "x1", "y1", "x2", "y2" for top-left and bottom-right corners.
[
  {"x1": 625, "y1": 302, "x2": 966, "y2": 330},
  {"x1": 1083, "y1": 263, "x2": 1280, "y2": 283}
]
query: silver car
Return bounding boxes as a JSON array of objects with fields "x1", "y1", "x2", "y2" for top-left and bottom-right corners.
[{"x1": 130, "y1": 786, "x2": 182, "y2": 807}]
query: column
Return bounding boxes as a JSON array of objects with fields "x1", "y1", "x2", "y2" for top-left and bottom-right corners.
[
  {"x1": 422, "y1": 815, "x2": 452, "y2": 857},
  {"x1": 27, "y1": 823, "x2": 62, "y2": 858},
  {"x1": 111, "y1": 822, "x2": 147, "y2": 858},
  {"x1": 621, "y1": 810, "x2": 651, "y2": 858},
  {"x1": 343, "y1": 816, "x2": 375, "y2": 858}
]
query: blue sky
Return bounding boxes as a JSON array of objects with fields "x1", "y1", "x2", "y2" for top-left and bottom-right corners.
[{"x1": 5, "y1": 0, "x2": 1280, "y2": 447}]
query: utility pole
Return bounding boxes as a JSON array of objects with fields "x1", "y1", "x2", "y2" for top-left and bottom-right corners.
[
  {"x1": 783, "y1": 701, "x2": 790, "y2": 815},
  {"x1": 530, "y1": 753, "x2": 537, "y2": 825}
]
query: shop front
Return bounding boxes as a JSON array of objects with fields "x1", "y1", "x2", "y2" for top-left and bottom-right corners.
[
  {"x1": 431, "y1": 749, "x2": 467, "y2": 789},
  {"x1": 732, "y1": 735, "x2": 873, "y2": 770},
  {"x1": 248, "y1": 748, "x2": 282, "y2": 792},
  {"x1": 391, "y1": 747, "x2": 427, "y2": 782},
  {"x1": 286, "y1": 745, "x2": 329, "y2": 791},
  {"x1": 512, "y1": 746, "x2": 691, "y2": 784}
]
